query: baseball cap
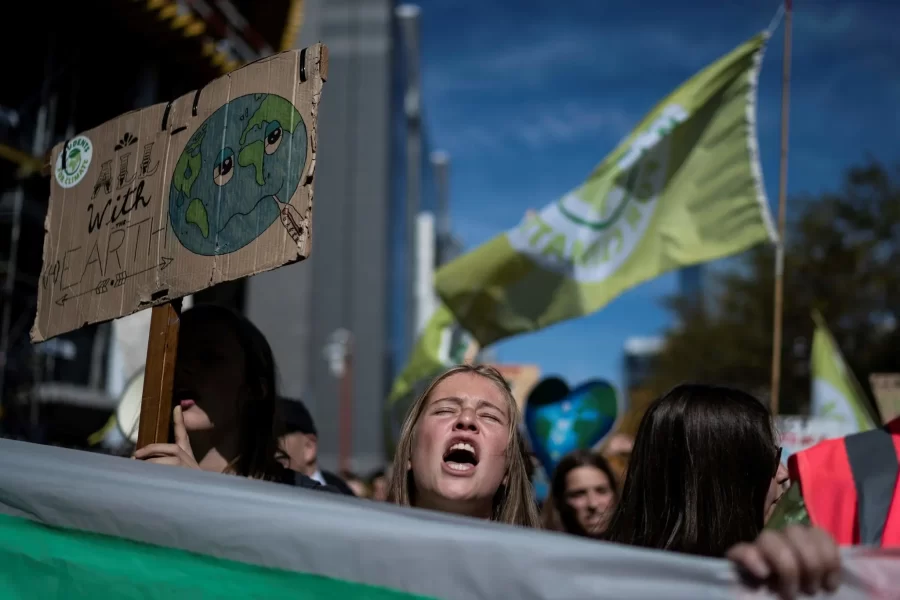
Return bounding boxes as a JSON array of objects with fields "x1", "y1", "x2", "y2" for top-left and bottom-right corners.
[{"x1": 279, "y1": 397, "x2": 317, "y2": 436}]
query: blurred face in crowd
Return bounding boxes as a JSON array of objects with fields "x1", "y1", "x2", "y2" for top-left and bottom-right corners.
[
  {"x1": 764, "y1": 458, "x2": 790, "y2": 523},
  {"x1": 564, "y1": 465, "x2": 616, "y2": 536},
  {"x1": 173, "y1": 313, "x2": 246, "y2": 434},
  {"x1": 370, "y1": 474, "x2": 389, "y2": 502},
  {"x1": 410, "y1": 372, "x2": 511, "y2": 518},
  {"x1": 604, "y1": 433, "x2": 634, "y2": 457},
  {"x1": 279, "y1": 431, "x2": 317, "y2": 475},
  {"x1": 345, "y1": 477, "x2": 368, "y2": 498}
]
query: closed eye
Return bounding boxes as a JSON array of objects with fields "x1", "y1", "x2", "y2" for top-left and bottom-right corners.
[{"x1": 480, "y1": 413, "x2": 502, "y2": 423}]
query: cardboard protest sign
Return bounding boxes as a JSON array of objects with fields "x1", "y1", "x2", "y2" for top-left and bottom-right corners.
[
  {"x1": 31, "y1": 45, "x2": 327, "y2": 342},
  {"x1": 489, "y1": 364, "x2": 541, "y2": 412}
]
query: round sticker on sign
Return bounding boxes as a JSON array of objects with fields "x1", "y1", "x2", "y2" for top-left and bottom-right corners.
[{"x1": 54, "y1": 135, "x2": 93, "y2": 189}]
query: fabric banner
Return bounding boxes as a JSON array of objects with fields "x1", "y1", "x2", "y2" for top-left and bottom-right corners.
[
  {"x1": 434, "y1": 33, "x2": 776, "y2": 346},
  {"x1": 810, "y1": 313, "x2": 877, "y2": 432},
  {"x1": 1, "y1": 439, "x2": 898, "y2": 599}
]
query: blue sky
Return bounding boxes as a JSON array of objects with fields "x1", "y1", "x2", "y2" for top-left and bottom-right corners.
[{"x1": 416, "y1": 0, "x2": 900, "y2": 392}]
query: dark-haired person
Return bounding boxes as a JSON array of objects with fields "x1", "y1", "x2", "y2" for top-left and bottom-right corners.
[
  {"x1": 277, "y1": 396, "x2": 356, "y2": 496},
  {"x1": 133, "y1": 305, "x2": 336, "y2": 493},
  {"x1": 605, "y1": 384, "x2": 841, "y2": 599},
  {"x1": 545, "y1": 451, "x2": 618, "y2": 537}
]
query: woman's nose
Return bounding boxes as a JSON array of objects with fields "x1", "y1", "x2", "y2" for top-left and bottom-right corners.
[
  {"x1": 454, "y1": 408, "x2": 478, "y2": 431},
  {"x1": 775, "y1": 462, "x2": 789, "y2": 484}
]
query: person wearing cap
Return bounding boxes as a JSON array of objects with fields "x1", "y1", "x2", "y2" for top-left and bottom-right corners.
[{"x1": 278, "y1": 397, "x2": 356, "y2": 496}]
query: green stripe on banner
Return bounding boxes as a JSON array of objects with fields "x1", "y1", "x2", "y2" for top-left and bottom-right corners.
[{"x1": 0, "y1": 514, "x2": 434, "y2": 600}]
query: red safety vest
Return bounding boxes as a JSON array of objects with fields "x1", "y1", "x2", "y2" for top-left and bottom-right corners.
[{"x1": 788, "y1": 418, "x2": 900, "y2": 547}]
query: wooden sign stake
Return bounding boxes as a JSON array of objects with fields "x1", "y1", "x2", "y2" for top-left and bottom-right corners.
[{"x1": 136, "y1": 300, "x2": 182, "y2": 448}]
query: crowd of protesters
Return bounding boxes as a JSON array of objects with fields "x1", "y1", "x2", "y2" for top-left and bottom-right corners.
[{"x1": 125, "y1": 304, "x2": 900, "y2": 599}]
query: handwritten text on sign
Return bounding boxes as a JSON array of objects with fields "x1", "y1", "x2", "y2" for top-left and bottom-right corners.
[{"x1": 32, "y1": 46, "x2": 328, "y2": 342}]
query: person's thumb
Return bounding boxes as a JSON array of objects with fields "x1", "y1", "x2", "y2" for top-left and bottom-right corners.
[{"x1": 173, "y1": 405, "x2": 194, "y2": 457}]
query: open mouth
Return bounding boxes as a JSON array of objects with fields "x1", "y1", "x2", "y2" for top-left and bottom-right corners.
[{"x1": 442, "y1": 440, "x2": 479, "y2": 472}]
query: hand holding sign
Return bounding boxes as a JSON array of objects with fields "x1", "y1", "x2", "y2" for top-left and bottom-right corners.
[{"x1": 133, "y1": 406, "x2": 199, "y2": 470}]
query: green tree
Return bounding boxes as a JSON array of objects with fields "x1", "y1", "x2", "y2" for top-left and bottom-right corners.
[{"x1": 649, "y1": 161, "x2": 900, "y2": 415}]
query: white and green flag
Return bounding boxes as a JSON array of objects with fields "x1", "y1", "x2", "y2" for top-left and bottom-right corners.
[
  {"x1": 810, "y1": 313, "x2": 877, "y2": 432},
  {"x1": 434, "y1": 33, "x2": 776, "y2": 345},
  {"x1": 385, "y1": 305, "x2": 477, "y2": 452}
]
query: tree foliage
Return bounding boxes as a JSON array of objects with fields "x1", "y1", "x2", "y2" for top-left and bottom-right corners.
[{"x1": 649, "y1": 161, "x2": 900, "y2": 415}]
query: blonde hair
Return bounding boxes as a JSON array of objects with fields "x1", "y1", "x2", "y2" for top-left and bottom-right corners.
[
  {"x1": 540, "y1": 494, "x2": 563, "y2": 532},
  {"x1": 387, "y1": 364, "x2": 541, "y2": 528}
]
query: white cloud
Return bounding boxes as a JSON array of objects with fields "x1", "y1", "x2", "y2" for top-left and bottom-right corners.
[
  {"x1": 480, "y1": 36, "x2": 586, "y2": 73},
  {"x1": 438, "y1": 102, "x2": 634, "y2": 154},
  {"x1": 515, "y1": 103, "x2": 633, "y2": 149},
  {"x1": 425, "y1": 25, "x2": 724, "y2": 97}
]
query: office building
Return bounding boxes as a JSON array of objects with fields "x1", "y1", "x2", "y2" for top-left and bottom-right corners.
[
  {"x1": 678, "y1": 265, "x2": 705, "y2": 312},
  {"x1": 0, "y1": 0, "x2": 297, "y2": 442},
  {"x1": 246, "y1": 0, "x2": 445, "y2": 473},
  {"x1": 1, "y1": 1, "x2": 449, "y2": 471}
]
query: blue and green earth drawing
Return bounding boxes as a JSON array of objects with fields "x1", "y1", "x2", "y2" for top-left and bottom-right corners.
[
  {"x1": 169, "y1": 93, "x2": 307, "y2": 256},
  {"x1": 524, "y1": 379, "x2": 620, "y2": 478}
]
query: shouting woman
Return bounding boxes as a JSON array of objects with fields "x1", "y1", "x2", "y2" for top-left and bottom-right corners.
[{"x1": 387, "y1": 364, "x2": 540, "y2": 527}]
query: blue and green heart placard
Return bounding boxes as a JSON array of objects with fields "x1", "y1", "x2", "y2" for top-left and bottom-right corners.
[{"x1": 524, "y1": 378, "x2": 622, "y2": 479}]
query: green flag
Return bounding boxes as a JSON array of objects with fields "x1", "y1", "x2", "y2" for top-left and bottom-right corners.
[
  {"x1": 434, "y1": 33, "x2": 776, "y2": 346},
  {"x1": 810, "y1": 313, "x2": 876, "y2": 432},
  {"x1": 385, "y1": 305, "x2": 477, "y2": 452}
]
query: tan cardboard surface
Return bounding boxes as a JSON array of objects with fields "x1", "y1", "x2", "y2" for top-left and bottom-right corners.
[
  {"x1": 32, "y1": 45, "x2": 327, "y2": 342},
  {"x1": 490, "y1": 364, "x2": 541, "y2": 412}
]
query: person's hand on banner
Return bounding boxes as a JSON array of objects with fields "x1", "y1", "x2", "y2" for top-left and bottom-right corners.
[
  {"x1": 133, "y1": 406, "x2": 200, "y2": 470},
  {"x1": 726, "y1": 525, "x2": 841, "y2": 600}
]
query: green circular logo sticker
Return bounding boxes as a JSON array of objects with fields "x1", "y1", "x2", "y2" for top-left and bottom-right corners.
[{"x1": 55, "y1": 135, "x2": 93, "y2": 189}]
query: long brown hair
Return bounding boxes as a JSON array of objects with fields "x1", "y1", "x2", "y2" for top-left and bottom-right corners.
[
  {"x1": 604, "y1": 384, "x2": 778, "y2": 556},
  {"x1": 549, "y1": 450, "x2": 619, "y2": 537},
  {"x1": 387, "y1": 364, "x2": 540, "y2": 528}
]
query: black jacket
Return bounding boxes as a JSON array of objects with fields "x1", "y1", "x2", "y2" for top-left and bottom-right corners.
[
  {"x1": 321, "y1": 470, "x2": 357, "y2": 497},
  {"x1": 290, "y1": 471, "x2": 344, "y2": 494}
]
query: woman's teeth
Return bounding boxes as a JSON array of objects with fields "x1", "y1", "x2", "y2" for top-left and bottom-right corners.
[
  {"x1": 446, "y1": 462, "x2": 474, "y2": 471},
  {"x1": 449, "y1": 442, "x2": 475, "y2": 455}
]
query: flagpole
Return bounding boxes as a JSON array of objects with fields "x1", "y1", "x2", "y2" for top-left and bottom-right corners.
[{"x1": 770, "y1": 0, "x2": 792, "y2": 416}]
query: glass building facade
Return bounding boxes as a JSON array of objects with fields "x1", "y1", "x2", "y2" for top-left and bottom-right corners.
[
  {"x1": 678, "y1": 265, "x2": 705, "y2": 310},
  {"x1": 387, "y1": 6, "x2": 441, "y2": 380},
  {"x1": 388, "y1": 13, "x2": 410, "y2": 382}
]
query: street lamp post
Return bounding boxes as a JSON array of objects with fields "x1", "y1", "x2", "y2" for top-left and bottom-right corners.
[
  {"x1": 324, "y1": 328, "x2": 354, "y2": 473},
  {"x1": 430, "y1": 150, "x2": 450, "y2": 265}
]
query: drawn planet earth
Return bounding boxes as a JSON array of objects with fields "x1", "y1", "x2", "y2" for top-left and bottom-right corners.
[
  {"x1": 169, "y1": 93, "x2": 307, "y2": 256},
  {"x1": 524, "y1": 378, "x2": 620, "y2": 478}
]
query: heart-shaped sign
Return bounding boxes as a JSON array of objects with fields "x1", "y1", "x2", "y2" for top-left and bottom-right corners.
[{"x1": 524, "y1": 378, "x2": 622, "y2": 480}]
